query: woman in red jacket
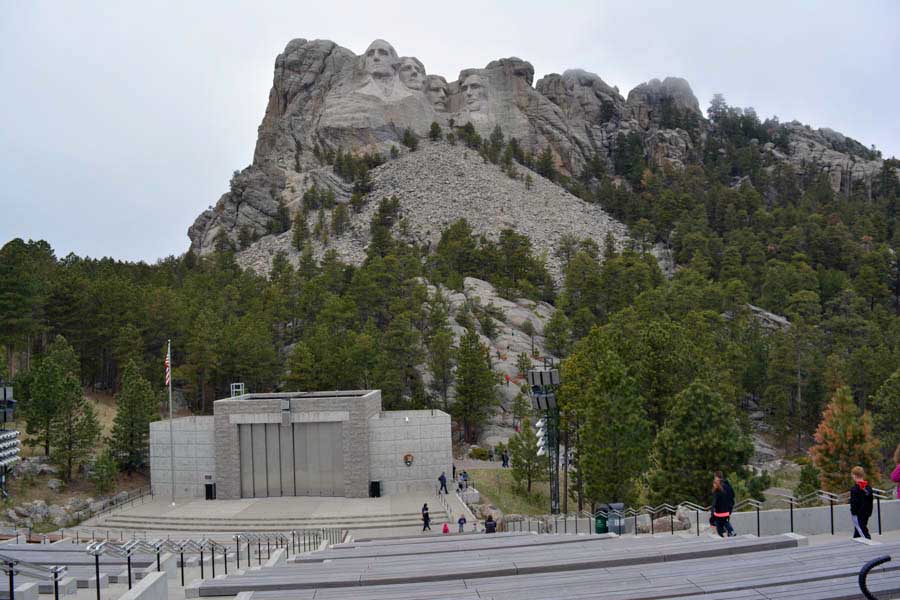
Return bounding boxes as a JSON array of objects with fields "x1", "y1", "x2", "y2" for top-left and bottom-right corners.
[{"x1": 891, "y1": 444, "x2": 900, "y2": 500}]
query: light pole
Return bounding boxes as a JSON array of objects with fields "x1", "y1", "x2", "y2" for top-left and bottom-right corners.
[{"x1": 527, "y1": 361, "x2": 561, "y2": 515}]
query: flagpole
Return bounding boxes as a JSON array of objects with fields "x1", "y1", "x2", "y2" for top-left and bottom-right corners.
[{"x1": 167, "y1": 339, "x2": 175, "y2": 506}]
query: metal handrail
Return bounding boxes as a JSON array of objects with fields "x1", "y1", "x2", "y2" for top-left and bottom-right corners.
[{"x1": 858, "y1": 554, "x2": 891, "y2": 600}]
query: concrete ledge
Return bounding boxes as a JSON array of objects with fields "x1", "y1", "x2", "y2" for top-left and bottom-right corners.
[
  {"x1": 78, "y1": 573, "x2": 109, "y2": 589},
  {"x1": 264, "y1": 548, "x2": 286, "y2": 568},
  {"x1": 37, "y1": 576, "x2": 77, "y2": 595},
  {"x1": 118, "y1": 571, "x2": 167, "y2": 600},
  {"x1": 0, "y1": 582, "x2": 39, "y2": 600}
]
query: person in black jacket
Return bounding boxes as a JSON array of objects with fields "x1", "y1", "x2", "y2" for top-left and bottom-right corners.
[
  {"x1": 715, "y1": 471, "x2": 737, "y2": 537},
  {"x1": 710, "y1": 477, "x2": 735, "y2": 537},
  {"x1": 849, "y1": 466, "x2": 874, "y2": 539},
  {"x1": 422, "y1": 503, "x2": 432, "y2": 532}
]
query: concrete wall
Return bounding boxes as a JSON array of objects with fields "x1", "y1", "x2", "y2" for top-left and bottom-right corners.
[
  {"x1": 149, "y1": 416, "x2": 215, "y2": 499},
  {"x1": 368, "y1": 410, "x2": 452, "y2": 496},
  {"x1": 214, "y1": 390, "x2": 381, "y2": 499}
]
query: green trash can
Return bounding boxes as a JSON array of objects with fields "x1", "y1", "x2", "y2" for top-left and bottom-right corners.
[{"x1": 595, "y1": 513, "x2": 608, "y2": 534}]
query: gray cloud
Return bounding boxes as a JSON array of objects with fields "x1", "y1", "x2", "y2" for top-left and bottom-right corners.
[{"x1": 1, "y1": 0, "x2": 897, "y2": 261}]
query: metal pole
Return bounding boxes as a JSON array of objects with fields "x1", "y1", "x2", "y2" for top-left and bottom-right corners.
[
  {"x1": 830, "y1": 499, "x2": 834, "y2": 535},
  {"x1": 180, "y1": 552, "x2": 184, "y2": 586},
  {"x1": 235, "y1": 538, "x2": 240, "y2": 569},
  {"x1": 224, "y1": 546, "x2": 228, "y2": 575},
  {"x1": 669, "y1": 511, "x2": 674, "y2": 535},
  {"x1": 127, "y1": 555, "x2": 132, "y2": 589},
  {"x1": 53, "y1": 568, "x2": 59, "y2": 600},
  {"x1": 199, "y1": 550, "x2": 204, "y2": 579},
  {"x1": 8, "y1": 561, "x2": 14, "y2": 600},
  {"x1": 157, "y1": 547, "x2": 161, "y2": 571},
  {"x1": 789, "y1": 501, "x2": 794, "y2": 533},
  {"x1": 756, "y1": 505, "x2": 760, "y2": 537},
  {"x1": 94, "y1": 554, "x2": 100, "y2": 600},
  {"x1": 876, "y1": 496, "x2": 882, "y2": 535},
  {"x1": 211, "y1": 546, "x2": 215, "y2": 578},
  {"x1": 167, "y1": 339, "x2": 175, "y2": 506},
  {"x1": 650, "y1": 510, "x2": 655, "y2": 535},
  {"x1": 695, "y1": 510, "x2": 699, "y2": 536}
]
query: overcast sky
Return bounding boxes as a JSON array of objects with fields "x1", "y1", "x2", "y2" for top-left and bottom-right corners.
[{"x1": 2, "y1": 0, "x2": 898, "y2": 262}]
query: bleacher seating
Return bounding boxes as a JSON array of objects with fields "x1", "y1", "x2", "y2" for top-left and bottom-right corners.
[{"x1": 184, "y1": 531, "x2": 898, "y2": 599}]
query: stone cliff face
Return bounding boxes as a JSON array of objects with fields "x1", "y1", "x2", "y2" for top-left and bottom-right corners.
[{"x1": 188, "y1": 37, "x2": 896, "y2": 259}]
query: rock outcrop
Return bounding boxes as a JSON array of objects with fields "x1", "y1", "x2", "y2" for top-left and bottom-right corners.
[
  {"x1": 765, "y1": 121, "x2": 887, "y2": 195},
  {"x1": 188, "y1": 36, "x2": 897, "y2": 266}
]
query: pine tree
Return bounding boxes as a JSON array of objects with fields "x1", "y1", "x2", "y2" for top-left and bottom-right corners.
[
  {"x1": 516, "y1": 351, "x2": 532, "y2": 377},
  {"x1": 283, "y1": 342, "x2": 315, "y2": 391},
  {"x1": 579, "y1": 348, "x2": 652, "y2": 505},
  {"x1": 810, "y1": 386, "x2": 882, "y2": 492},
  {"x1": 509, "y1": 417, "x2": 544, "y2": 492},
  {"x1": 646, "y1": 381, "x2": 752, "y2": 504},
  {"x1": 292, "y1": 210, "x2": 309, "y2": 250},
  {"x1": 428, "y1": 121, "x2": 442, "y2": 141},
  {"x1": 110, "y1": 360, "x2": 157, "y2": 470},
  {"x1": 331, "y1": 204, "x2": 349, "y2": 236},
  {"x1": 22, "y1": 335, "x2": 80, "y2": 456},
  {"x1": 453, "y1": 329, "x2": 497, "y2": 442},
  {"x1": 51, "y1": 375, "x2": 101, "y2": 481},
  {"x1": 544, "y1": 310, "x2": 571, "y2": 358},
  {"x1": 426, "y1": 329, "x2": 455, "y2": 410},
  {"x1": 402, "y1": 128, "x2": 419, "y2": 151},
  {"x1": 872, "y1": 368, "x2": 900, "y2": 458}
]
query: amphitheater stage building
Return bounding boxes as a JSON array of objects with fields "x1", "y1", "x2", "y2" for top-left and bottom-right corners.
[{"x1": 149, "y1": 390, "x2": 452, "y2": 500}]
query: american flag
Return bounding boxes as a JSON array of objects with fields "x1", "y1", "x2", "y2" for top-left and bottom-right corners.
[{"x1": 165, "y1": 340, "x2": 171, "y2": 387}]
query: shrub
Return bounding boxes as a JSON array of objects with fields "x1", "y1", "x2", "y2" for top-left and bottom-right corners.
[{"x1": 468, "y1": 447, "x2": 489, "y2": 461}]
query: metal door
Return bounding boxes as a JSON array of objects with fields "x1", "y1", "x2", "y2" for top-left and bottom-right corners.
[{"x1": 292, "y1": 422, "x2": 344, "y2": 496}]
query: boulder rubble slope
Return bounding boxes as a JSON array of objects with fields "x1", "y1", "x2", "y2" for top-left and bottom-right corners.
[{"x1": 235, "y1": 141, "x2": 630, "y2": 279}]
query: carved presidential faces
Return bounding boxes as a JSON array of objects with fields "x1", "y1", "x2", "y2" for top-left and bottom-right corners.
[
  {"x1": 461, "y1": 74, "x2": 488, "y2": 111},
  {"x1": 425, "y1": 75, "x2": 448, "y2": 111},
  {"x1": 364, "y1": 39, "x2": 398, "y2": 79},
  {"x1": 398, "y1": 57, "x2": 425, "y2": 90}
]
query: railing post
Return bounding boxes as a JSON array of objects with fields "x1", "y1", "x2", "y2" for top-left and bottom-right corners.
[
  {"x1": 267, "y1": 536, "x2": 271, "y2": 559},
  {"x1": 634, "y1": 513, "x2": 638, "y2": 536},
  {"x1": 94, "y1": 553, "x2": 100, "y2": 600},
  {"x1": 830, "y1": 499, "x2": 834, "y2": 535},
  {"x1": 789, "y1": 501, "x2": 794, "y2": 533},
  {"x1": 224, "y1": 544, "x2": 228, "y2": 575},
  {"x1": 53, "y1": 568, "x2": 59, "y2": 600},
  {"x1": 258, "y1": 539, "x2": 262, "y2": 565},
  {"x1": 127, "y1": 554, "x2": 132, "y2": 590},
  {"x1": 756, "y1": 504, "x2": 760, "y2": 537},
  {"x1": 695, "y1": 510, "x2": 700, "y2": 536},
  {"x1": 235, "y1": 537, "x2": 240, "y2": 569},
  {"x1": 669, "y1": 510, "x2": 674, "y2": 535},
  {"x1": 210, "y1": 544, "x2": 215, "y2": 579},
  {"x1": 180, "y1": 550, "x2": 185, "y2": 586},
  {"x1": 650, "y1": 510, "x2": 655, "y2": 536},
  {"x1": 876, "y1": 496, "x2": 882, "y2": 535},
  {"x1": 156, "y1": 545, "x2": 161, "y2": 571},
  {"x1": 8, "y1": 560, "x2": 15, "y2": 600}
]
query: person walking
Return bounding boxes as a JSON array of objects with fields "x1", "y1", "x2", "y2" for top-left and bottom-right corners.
[
  {"x1": 457, "y1": 515, "x2": 467, "y2": 533},
  {"x1": 502, "y1": 450, "x2": 509, "y2": 468},
  {"x1": 461, "y1": 470, "x2": 469, "y2": 490},
  {"x1": 850, "y1": 466, "x2": 874, "y2": 539},
  {"x1": 438, "y1": 471, "x2": 448, "y2": 494},
  {"x1": 484, "y1": 514, "x2": 497, "y2": 533},
  {"x1": 891, "y1": 444, "x2": 900, "y2": 500},
  {"x1": 422, "y1": 503, "x2": 432, "y2": 532},
  {"x1": 710, "y1": 477, "x2": 735, "y2": 537},
  {"x1": 715, "y1": 471, "x2": 737, "y2": 536}
]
